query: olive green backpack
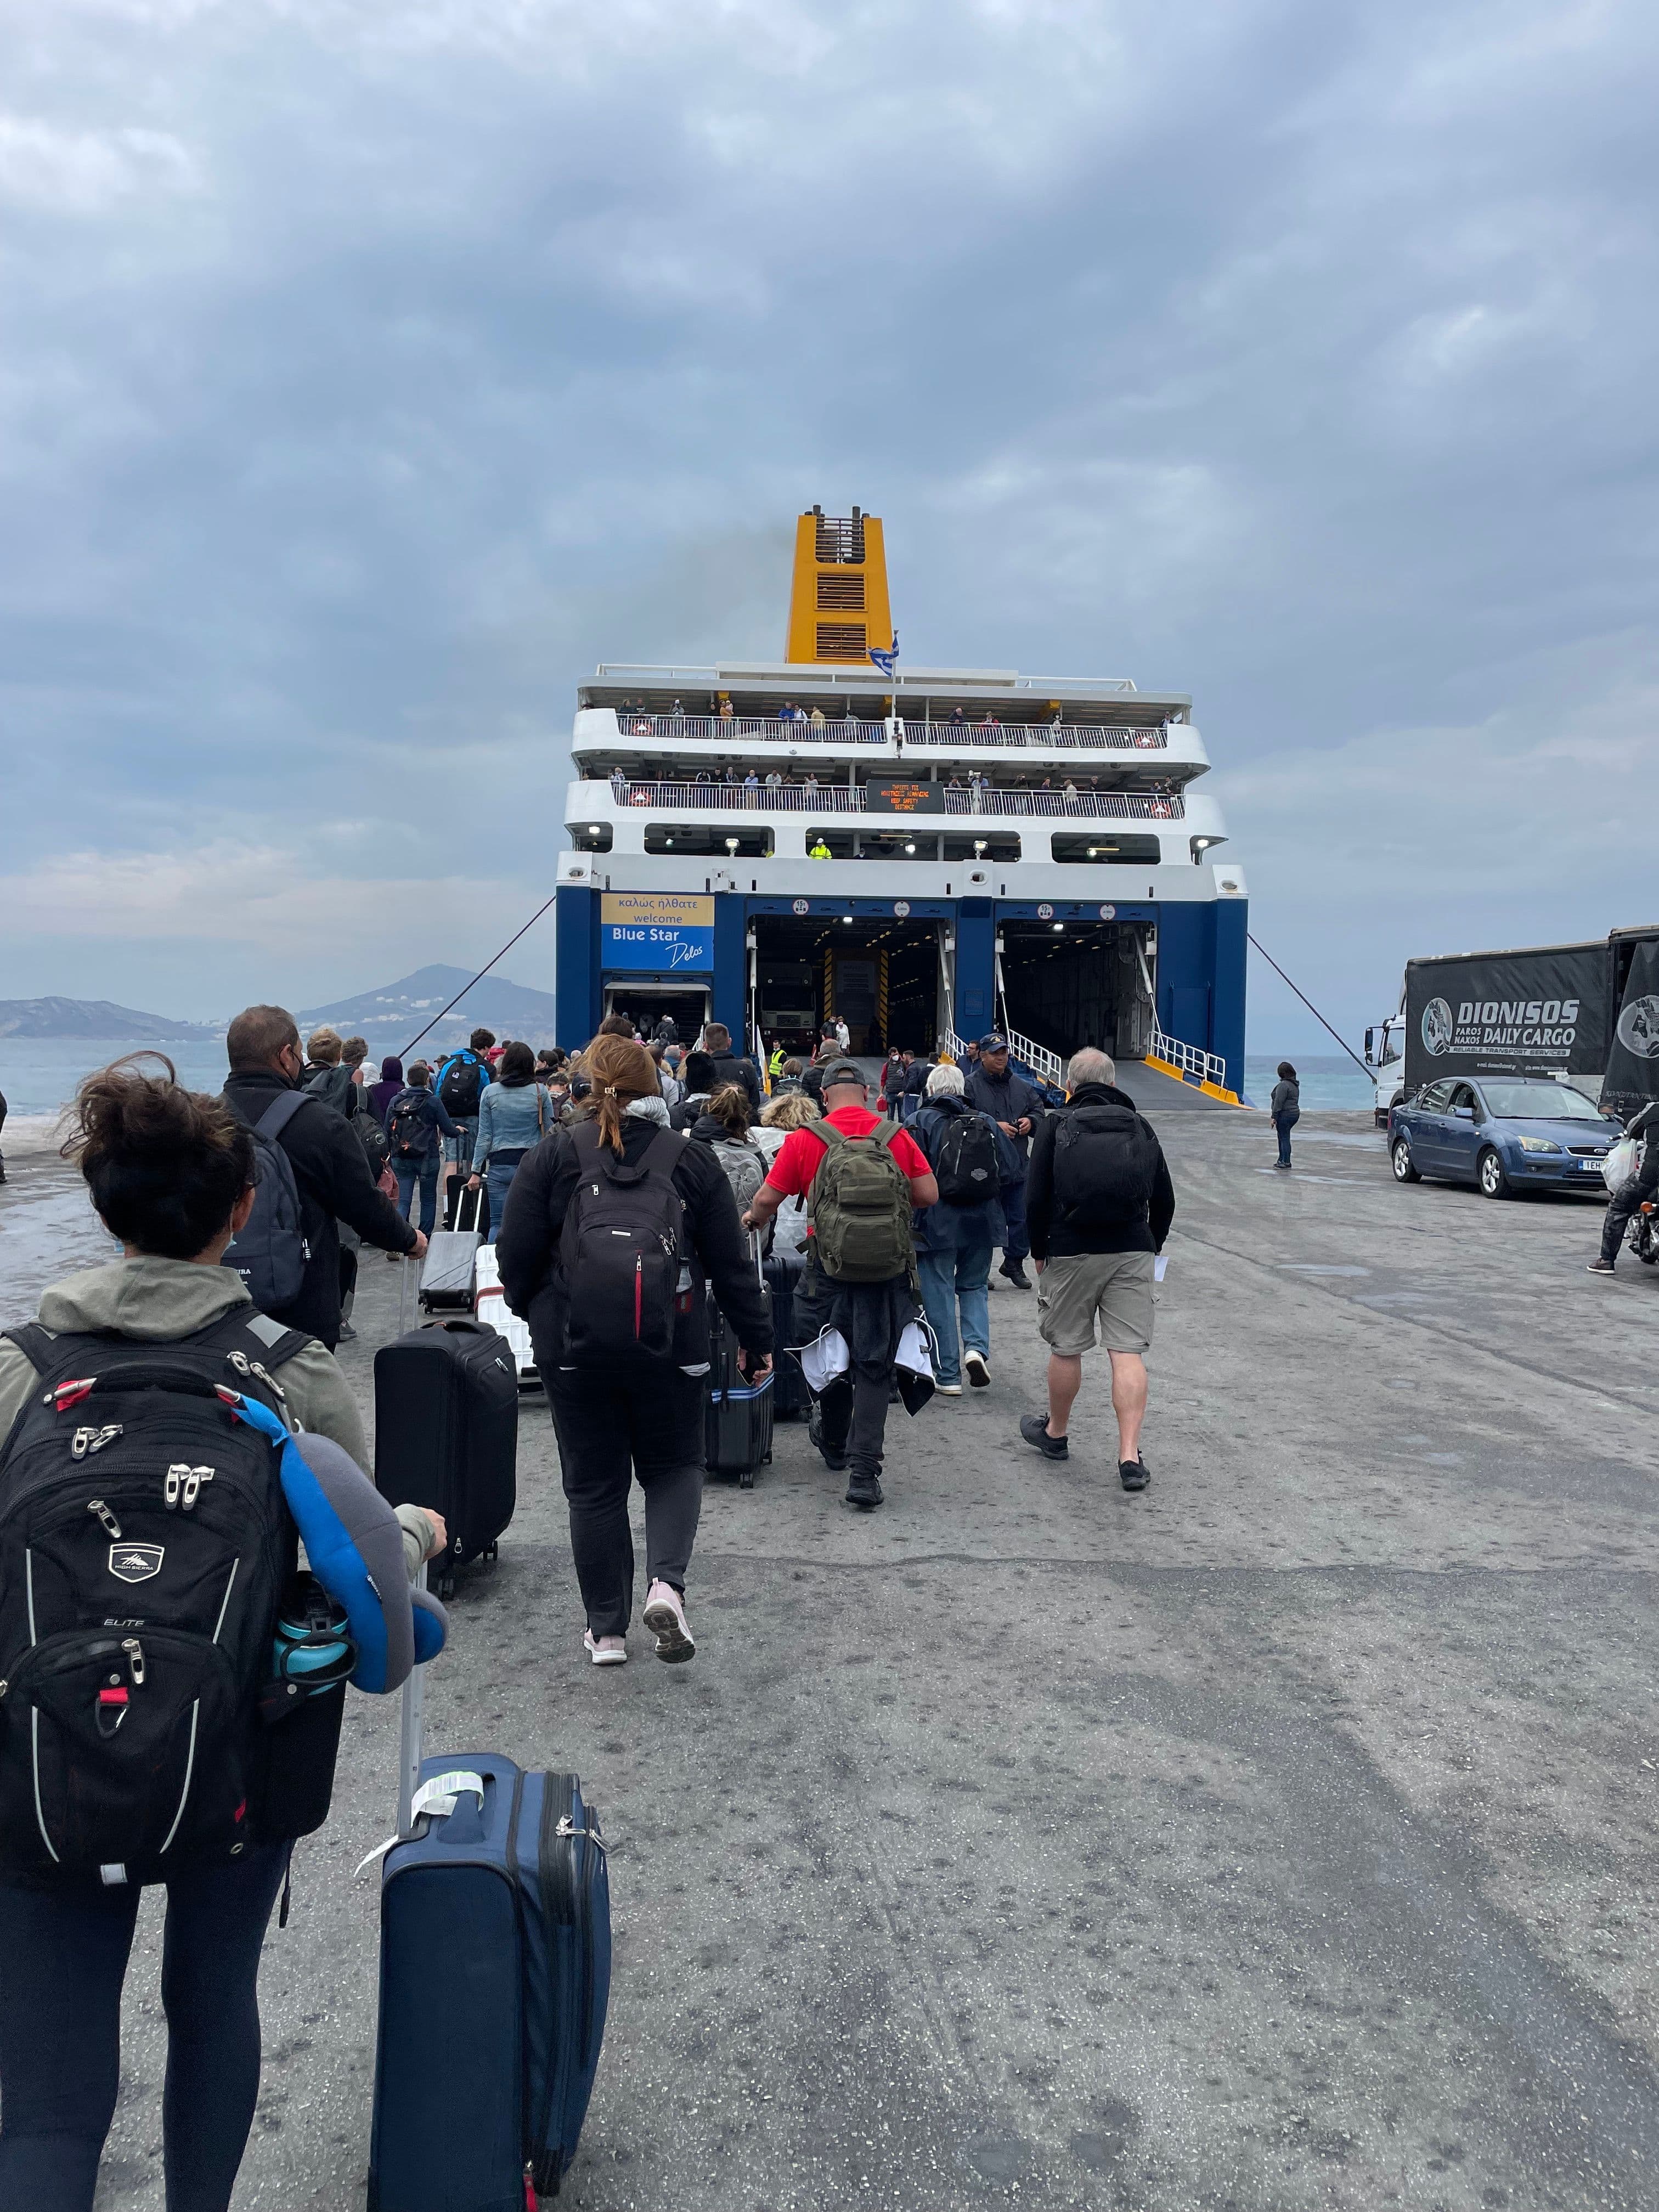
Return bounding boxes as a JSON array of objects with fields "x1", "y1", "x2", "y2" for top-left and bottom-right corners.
[{"x1": 807, "y1": 1121, "x2": 915, "y2": 1282}]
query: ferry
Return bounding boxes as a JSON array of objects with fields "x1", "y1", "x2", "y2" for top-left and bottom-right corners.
[{"x1": 553, "y1": 508, "x2": 1246, "y2": 1098}]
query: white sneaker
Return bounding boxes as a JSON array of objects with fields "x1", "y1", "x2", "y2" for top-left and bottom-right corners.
[
  {"x1": 964, "y1": 1350, "x2": 990, "y2": 1388},
  {"x1": 584, "y1": 1632, "x2": 628, "y2": 1666},
  {"x1": 641, "y1": 1580, "x2": 696, "y2": 1663},
  {"x1": 935, "y1": 1379, "x2": 963, "y2": 1395}
]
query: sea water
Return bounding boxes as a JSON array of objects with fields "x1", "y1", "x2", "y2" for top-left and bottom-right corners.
[
  {"x1": 0, "y1": 1039, "x2": 234, "y2": 1118},
  {"x1": 1243, "y1": 1054, "x2": 1373, "y2": 1111}
]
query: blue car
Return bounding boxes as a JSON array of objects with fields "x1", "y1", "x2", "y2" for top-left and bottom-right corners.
[{"x1": 1388, "y1": 1076, "x2": 1620, "y2": 1199}]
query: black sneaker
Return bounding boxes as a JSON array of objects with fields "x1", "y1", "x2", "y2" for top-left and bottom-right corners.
[
  {"x1": 337, "y1": 1318, "x2": 357, "y2": 1343},
  {"x1": 1585, "y1": 1259, "x2": 1616, "y2": 1275},
  {"x1": 1119, "y1": 1457, "x2": 1150, "y2": 1491},
  {"x1": 999, "y1": 1260, "x2": 1034, "y2": 1290},
  {"x1": 1019, "y1": 1413, "x2": 1068, "y2": 1460},
  {"x1": 845, "y1": 1470, "x2": 883, "y2": 1510}
]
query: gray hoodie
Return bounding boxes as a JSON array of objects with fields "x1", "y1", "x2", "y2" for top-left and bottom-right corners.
[{"x1": 0, "y1": 1258, "x2": 433, "y2": 1575}]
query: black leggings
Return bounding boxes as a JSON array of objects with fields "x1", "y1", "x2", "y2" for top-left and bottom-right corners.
[
  {"x1": 0, "y1": 1843, "x2": 287, "y2": 2212},
  {"x1": 547, "y1": 1367, "x2": 704, "y2": 1637}
]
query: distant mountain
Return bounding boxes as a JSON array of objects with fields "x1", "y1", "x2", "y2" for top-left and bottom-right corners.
[
  {"x1": 298, "y1": 965, "x2": 560, "y2": 1052},
  {"x1": 0, "y1": 996, "x2": 221, "y2": 1042}
]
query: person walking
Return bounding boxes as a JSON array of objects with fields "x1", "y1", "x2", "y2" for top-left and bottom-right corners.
[
  {"x1": 880, "y1": 1049, "x2": 907, "y2": 1111},
  {"x1": 700, "y1": 1022, "x2": 763, "y2": 1112},
  {"x1": 1587, "y1": 1097, "x2": 1659, "y2": 1274},
  {"x1": 222, "y1": 1007, "x2": 421, "y2": 1346},
  {"x1": 300, "y1": 1026, "x2": 357, "y2": 1116},
  {"x1": 670, "y1": 1049, "x2": 718, "y2": 1131},
  {"x1": 0, "y1": 1056, "x2": 448, "y2": 2212},
  {"x1": 495, "y1": 1036, "x2": 772, "y2": 1666},
  {"x1": 467, "y1": 1040, "x2": 550, "y2": 1245},
  {"x1": 687, "y1": 1082, "x2": 770, "y2": 1224},
  {"x1": 900, "y1": 1047, "x2": 936, "y2": 1123},
  {"x1": 909, "y1": 1063, "x2": 1003, "y2": 1393},
  {"x1": 800, "y1": 1024, "x2": 844, "y2": 1105},
  {"x1": 434, "y1": 1028, "x2": 497, "y2": 1187},
  {"x1": 367, "y1": 1054, "x2": 404, "y2": 1126},
  {"x1": 964, "y1": 1034, "x2": 1046, "y2": 1288},
  {"x1": 383, "y1": 1061, "x2": 460, "y2": 1240},
  {"x1": 1018, "y1": 1049, "x2": 1174, "y2": 1492},
  {"x1": 1269, "y1": 1060, "x2": 1300, "y2": 1170},
  {"x1": 744, "y1": 1061, "x2": 937, "y2": 1510}
]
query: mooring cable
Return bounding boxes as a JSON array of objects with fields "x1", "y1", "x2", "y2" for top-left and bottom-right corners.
[
  {"x1": 399, "y1": 891, "x2": 560, "y2": 1059},
  {"x1": 1247, "y1": 933, "x2": 1372, "y2": 1076}
]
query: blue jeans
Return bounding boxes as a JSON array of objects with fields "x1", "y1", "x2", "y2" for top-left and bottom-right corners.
[
  {"x1": 395, "y1": 1156, "x2": 441, "y2": 1235},
  {"x1": 0, "y1": 1843, "x2": 288, "y2": 2212},
  {"x1": 447, "y1": 1115, "x2": 479, "y2": 1171},
  {"x1": 918, "y1": 1227, "x2": 994, "y2": 1386},
  {"x1": 484, "y1": 1159, "x2": 520, "y2": 1245},
  {"x1": 999, "y1": 1172, "x2": 1030, "y2": 1262},
  {"x1": 1274, "y1": 1114, "x2": 1294, "y2": 1166}
]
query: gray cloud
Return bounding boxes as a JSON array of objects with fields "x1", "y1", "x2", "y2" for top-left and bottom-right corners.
[{"x1": 1, "y1": 0, "x2": 1655, "y2": 1040}]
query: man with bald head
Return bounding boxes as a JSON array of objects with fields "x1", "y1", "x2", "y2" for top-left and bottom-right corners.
[{"x1": 1018, "y1": 1048, "x2": 1174, "y2": 1492}]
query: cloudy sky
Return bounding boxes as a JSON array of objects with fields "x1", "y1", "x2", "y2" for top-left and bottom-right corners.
[{"x1": 3, "y1": 0, "x2": 1655, "y2": 1051}]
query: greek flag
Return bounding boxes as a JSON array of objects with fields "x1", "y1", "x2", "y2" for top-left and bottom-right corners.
[{"x1": 868, "y1": 637, "x2": 899, "y2": 678}]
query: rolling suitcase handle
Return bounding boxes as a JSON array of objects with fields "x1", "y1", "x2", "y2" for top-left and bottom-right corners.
[{"x1": 397, "y1": 1574, "x2": 425, "y2": 1841}]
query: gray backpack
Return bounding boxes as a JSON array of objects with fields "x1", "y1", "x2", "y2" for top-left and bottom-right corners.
[{"x1": 223, "y1": 1091, "x2": 312, "y2": 1311}]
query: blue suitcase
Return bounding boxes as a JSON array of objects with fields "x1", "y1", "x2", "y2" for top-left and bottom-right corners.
[{"x1": 369, "y1": 1675, "x2": 610, "y2": 2209}]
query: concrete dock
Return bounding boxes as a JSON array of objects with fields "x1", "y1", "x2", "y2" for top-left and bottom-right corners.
[{"x1": 2, "y1": 1106, "x2": 1656, "y2": 2211}]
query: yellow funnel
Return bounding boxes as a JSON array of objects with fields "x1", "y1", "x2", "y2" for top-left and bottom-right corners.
[{"x1": 785, "y1": 505, "x2": 894, "y2": 665}]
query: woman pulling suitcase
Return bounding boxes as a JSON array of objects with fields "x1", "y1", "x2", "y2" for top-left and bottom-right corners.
[
  {"x1": 0, "y1": 1057, "x2": 450, "y2": 2212},
  {"x1": 495, "y1": 1036, "x2": 772, "y2": 1667}
]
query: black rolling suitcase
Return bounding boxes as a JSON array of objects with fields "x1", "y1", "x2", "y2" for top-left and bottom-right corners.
[
  {"x1": 375, "y1": 1316, "x2": 518, "y2": 1596},
  {"x1": 704, "y1": 1237, "x2": 773, "y2": 1487},
  {"x1": 764, "y1": 1251, "x2": 810, "y2": 1421}
]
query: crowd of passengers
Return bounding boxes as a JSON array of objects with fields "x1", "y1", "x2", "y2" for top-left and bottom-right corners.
[
  {"x1": 609, "y1": 695, "x2": 1166, "y2": 737},
  {"x1": 590, "y1": 764, "x2": 1179, "y2": 805}
]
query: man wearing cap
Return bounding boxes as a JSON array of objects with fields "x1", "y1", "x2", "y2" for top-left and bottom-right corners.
[
  {"x1": 964, "y1": 1035, "x2": 1047, "y2": 1290},
  {"x1": 744, "y1": 1061, "x2": 938, "y2": 1510}
]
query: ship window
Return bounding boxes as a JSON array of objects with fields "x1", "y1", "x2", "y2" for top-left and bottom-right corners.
[
  {"x1": 815, "y1": 622, "x2": 868, "y2": 659},
  {"x1": 572, "y1": 822, "x2": 613, "y2": 853},
  {"x1": 805, "y1": 827, "x2": 856, "y2": 858},
  {"x1": 644, "y1": 823, "x2": 774, "y2": 857},
  {"x1": 855, "y1": 830, "x2": 941, "y2": 860},
  {"x1": 942, "y1": 832, "x2": 1021, "y2": 862},
  {"x1": 1051, "y1": 832, "x2": 1160, "y2": 865},
  {"x1": 816, "y1": 574, "x2": 866, "y2": 611}
]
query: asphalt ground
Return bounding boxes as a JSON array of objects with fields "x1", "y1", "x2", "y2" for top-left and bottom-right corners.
[{"x1": 2, "y1": 1106, "x2": 1657, "y2": 2211}]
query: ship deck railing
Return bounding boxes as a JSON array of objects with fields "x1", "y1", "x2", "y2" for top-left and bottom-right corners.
[
  {"x1": 605, "y1": 780, "x2": 1186, "y2": 821},
  {"x1": 601, "y1": 713, "x2": 1170, "y2": 751}
]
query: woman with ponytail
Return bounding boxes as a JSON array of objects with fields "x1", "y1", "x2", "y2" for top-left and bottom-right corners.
[{"x1": 495, "y1": 1035, "x2": 772, "y2": 1668}]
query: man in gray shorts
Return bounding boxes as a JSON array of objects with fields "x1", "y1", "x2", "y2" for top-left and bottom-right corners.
[{"x1": 1017, "y1": 1049, "x2": 1175, "y2": 1491}]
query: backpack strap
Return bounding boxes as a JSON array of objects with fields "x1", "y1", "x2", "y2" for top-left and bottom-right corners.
[
  {"x1": 1, "y1": 1322, "x2": 62, "y2": 1379},
  {"x1": 253, "y1": 1089, "x2": 314, "y2": 1141}
]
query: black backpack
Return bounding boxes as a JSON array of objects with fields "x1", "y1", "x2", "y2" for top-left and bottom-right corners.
[
  {"x1": 303, "y1": 1063, "x2": 357, "y2": 1117},
  {"x1": 386, "y1": 1091, "x2": 428, "y2": 1161},
  {"x1": 438, "y1": 1053, "x2": 485, "y2": 1118},
  {"x1": 0, "y1": 1312, "x2": 336, "y2": 1886},
  {"x1": 223, "y1": 1090, "x2": 312, "y2": 1313},
  {"x1": 357, "y1": 1112, "x2": 390, "y2": 1180},
  {"x1": 931, "y1": 1108, "x2": 1000, "y2": 1206},
  {"x1": 558, "y1": 1124, "x2": 692, "y2": 1369},
  {"x1": 1051, "y1": 1104, "x2": 1162, "y2": 1227}
]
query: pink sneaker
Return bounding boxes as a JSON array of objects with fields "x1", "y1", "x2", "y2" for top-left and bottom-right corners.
[
  {"x1": 583, "y1": 1631, "x2": 628, "y2": 1667},
  {"x1": 641, "y1": 1581, "x2": 696, "y2": 1664}
]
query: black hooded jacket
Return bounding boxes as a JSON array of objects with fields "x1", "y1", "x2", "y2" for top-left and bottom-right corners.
[
  {"x1": 1024, "y1": 1082, "x2": 1176, "y2": 1260},
  {"x1": 222, "y1": 1066, "x2": 417, "y2": 1345}
]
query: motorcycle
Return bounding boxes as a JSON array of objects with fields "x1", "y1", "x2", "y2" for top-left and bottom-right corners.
[{"x1": 1628, "y1": 1197, "x2": 1658, "y2": 1266}]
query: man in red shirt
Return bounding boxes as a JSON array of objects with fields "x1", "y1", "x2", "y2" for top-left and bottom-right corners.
[{"x1": 746, "y1": 1062, "x2": 938, "y2": 1509}]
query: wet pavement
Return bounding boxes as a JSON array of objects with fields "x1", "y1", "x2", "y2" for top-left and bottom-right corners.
[{"x1": 2, "y1": 1109, "x2": 1656, "y2": 2210}]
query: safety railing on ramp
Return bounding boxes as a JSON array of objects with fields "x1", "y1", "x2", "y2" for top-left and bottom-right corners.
[{"x1": 1147, "y1": 1025, "x2": 1228, "y2": 1090}]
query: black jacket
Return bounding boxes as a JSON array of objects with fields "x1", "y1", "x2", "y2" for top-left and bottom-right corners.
[
  {"x1": 902, "y1": 1058, "x2": 936, "y2": 1100},
  {"x1": 495, "y1": 1115, "x2": 773, "y2": 1365},
  {"x1": 706, "y1": 1050, "x2": 762, "y2": 1111},
  {"x1": 1025, "y1": 1082, "x2": 1176, "y2": 1260},
  {"x1": 964, "y1": 1063, "x2": 1047, "y2": 1157},
  {"x1": 223, "y1": 1066, "x2": 417, "y2": 1345}
]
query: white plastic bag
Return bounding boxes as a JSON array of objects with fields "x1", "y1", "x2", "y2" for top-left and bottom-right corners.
[{"x1": 1602, "y1": 1136, "x2": 1640, "y2": 1193}]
